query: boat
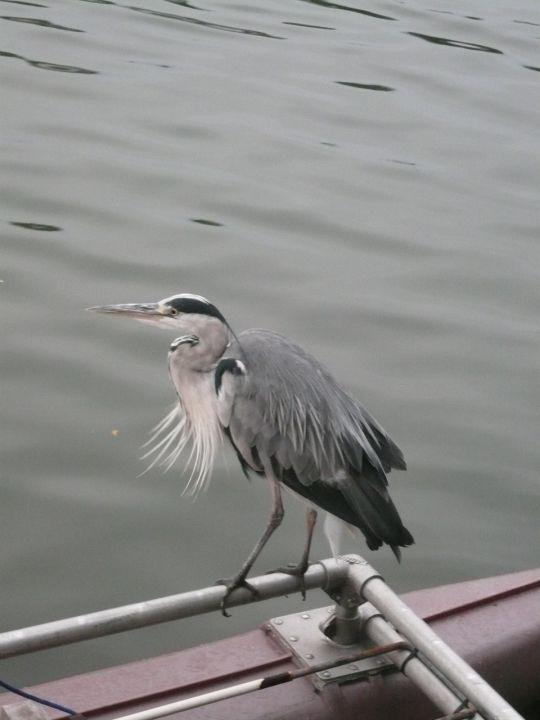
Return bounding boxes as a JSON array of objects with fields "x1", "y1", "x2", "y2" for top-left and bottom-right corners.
[{"x1": 1, "y1": 556, "x2": 539, "y2": 720}]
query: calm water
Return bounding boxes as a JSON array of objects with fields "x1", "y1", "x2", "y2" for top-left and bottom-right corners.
[{"x1": 1, "y1": 0, "x2": 539, "y2": 687}]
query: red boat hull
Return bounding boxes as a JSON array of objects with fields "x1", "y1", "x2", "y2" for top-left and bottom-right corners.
[{"x1": 2, "y1": 568, "x2": 539, "y2": 720}]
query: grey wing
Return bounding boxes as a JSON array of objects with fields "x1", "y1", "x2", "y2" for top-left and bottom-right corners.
[{"x1": 216, "y1": 329, "x2": 413, "y2": 555}]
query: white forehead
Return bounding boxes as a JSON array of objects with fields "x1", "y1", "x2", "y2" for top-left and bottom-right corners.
[{"x1": 161, "y1": 293, "x2": 211, "y2": 305}]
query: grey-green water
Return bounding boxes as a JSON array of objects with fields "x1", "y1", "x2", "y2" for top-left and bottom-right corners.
[{"x1": 1, "y1": 0, "x2": 539, "y2": 687}]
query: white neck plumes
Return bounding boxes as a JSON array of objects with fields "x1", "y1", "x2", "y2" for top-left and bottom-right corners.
[{"x1": 142, "y1": 370, "x2": 223, "y2": 497}]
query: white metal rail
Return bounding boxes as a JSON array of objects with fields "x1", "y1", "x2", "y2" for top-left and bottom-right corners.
[
  {"x1": 345, "y1": 556, "x2": 523, "y2": 720},
  {"x1": 0, "y1": 559, "x2": 346, "y2": 659}
]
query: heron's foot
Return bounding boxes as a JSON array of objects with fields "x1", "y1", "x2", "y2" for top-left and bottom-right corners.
[
  {"x1": 215, "y1": 576, "x2": 259, "y2": 617},
  {"x1": 265, "y1": 561, "x2": 310, "y2": 600}
]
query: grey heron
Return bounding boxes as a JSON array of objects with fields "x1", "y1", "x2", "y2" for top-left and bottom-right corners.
[{"x1": 90, "y1": 293, "x2": 414, "y2": 614}]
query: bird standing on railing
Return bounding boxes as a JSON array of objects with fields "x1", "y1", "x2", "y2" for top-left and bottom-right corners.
[{"x1": 90, "y1": 294, "x2": 414, "y2": 614}]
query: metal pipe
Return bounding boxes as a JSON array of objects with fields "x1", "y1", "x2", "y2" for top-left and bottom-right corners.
[
  {"x1": 344, "y1": 555, "x2": 525, "y2": 720},
  {"x1": 0, "y1": 559, "x2": 347, "y2": 660},
  {"x1": 361, "y1": 603, "x2": 481, "y2": 719},
  {"x1": 330, "y1": 602, "x2": 362, "y2": 645},
  {"x1": 434, "y1": 710, "x2": 478, "y2": 720}
]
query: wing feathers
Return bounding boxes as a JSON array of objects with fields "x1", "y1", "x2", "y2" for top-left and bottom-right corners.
[{"x1": 216, "y1": 329, "x2": 414, "y2": 556}]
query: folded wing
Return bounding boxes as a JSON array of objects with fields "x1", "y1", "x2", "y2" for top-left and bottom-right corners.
[{"x1": 215, "y1": 329, "x2": 414, "y2": 558}]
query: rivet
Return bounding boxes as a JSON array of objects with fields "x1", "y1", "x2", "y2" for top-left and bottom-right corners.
[
  {"x1": 305, "y1": 653, "x2": 314, "y2": 659},
  {"x1": 289, "y1": 635, "x2": 299, "y2": 642},
  {"x1": 274, "y1": 619, "x2": 283, "y2": 625},
  {"x1": 320, "y1": 671, "x2": 331, "y2": 679},
  {"x1": 327, "y1": 607, "x2": 334, "y2": 614},
  {"x1": 301, "y1": 613, "x2": 310, "y2": 619},
  {"x1": 349, "y1": 664, "x2": 358, "y2": 671}
]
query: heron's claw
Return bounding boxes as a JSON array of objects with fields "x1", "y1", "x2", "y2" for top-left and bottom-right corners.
[
  {"x1": 215, "y1": 576, "x2": 259, "y2": 617},
  {"x1": 265, "y1": 562, "x2": 309, "y2": 600}
]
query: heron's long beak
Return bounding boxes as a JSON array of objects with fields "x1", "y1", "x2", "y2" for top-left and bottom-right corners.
[
  {"x1": 88, "y1": 302, "x2": 161, "y2": 318},
  {"x1": 87, "y1": 302, "x2": 169, "y2": 327}
]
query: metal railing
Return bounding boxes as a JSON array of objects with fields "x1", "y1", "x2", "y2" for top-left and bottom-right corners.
[
  {"x1": 340, "y1": 556, "x2": 523, "y2": 720},
  {"x1": 0, "y1": 555, "x2": 525, "y2": 720},
  {"x1": 0, "y1": 559, "x2": 346, "y2": 659}
]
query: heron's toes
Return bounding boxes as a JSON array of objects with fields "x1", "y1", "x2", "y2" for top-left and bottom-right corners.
[
  {"x1": 215, "y1": 576, "x2": 259, "y2": 617},
  {"x1": 265, "y1": 562, "x2": 310, "y2": 600},
  {"x1": 266, "y1": 560, "x2": 310, "y2": 576}
]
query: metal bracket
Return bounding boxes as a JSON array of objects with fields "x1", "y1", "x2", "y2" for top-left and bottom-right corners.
[{"x1": 266, "y1": 605, "x2": 395, "y2": 689}]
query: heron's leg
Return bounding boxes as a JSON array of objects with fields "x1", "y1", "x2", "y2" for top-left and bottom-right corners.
[
  {"x1": 273, "y1": 508, "x2": 318, "y2": 573},
  {"x1": 268, "y1": 508, "x2": 318, "y2": 599},
  {"x1": 217, "y1": 479, "x2": 284, "y2": 616},
  {"x1": 299, "y1": 508, "x2": 318, "y2": 573}
]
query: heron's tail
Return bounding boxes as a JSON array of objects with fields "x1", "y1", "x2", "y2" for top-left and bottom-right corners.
[{"x1": 340, "y1": 468, "x2": 414, "y2": 560}]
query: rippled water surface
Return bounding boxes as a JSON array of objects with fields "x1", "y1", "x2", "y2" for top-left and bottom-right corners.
[{"x1": 2, "y1": 0, "x2": 539, "y2": 686}]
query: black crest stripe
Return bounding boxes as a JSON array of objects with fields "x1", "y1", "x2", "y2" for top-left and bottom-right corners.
[{"x1": 168, "y1": 297, "x2": 227, "y2": 324}]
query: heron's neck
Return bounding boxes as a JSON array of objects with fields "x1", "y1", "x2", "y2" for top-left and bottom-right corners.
[
  {"x1": 173, "y1": 368, "x2": 217, "y2": 416},
  {"x1": 172, "y1": 368, "x2": 223, "y2": 492},
  {"x1": 176, "y1": 315, "x2": 233, "y2": 371}
]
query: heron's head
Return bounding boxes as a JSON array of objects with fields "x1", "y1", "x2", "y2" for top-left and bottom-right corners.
[
  {"x1": 89, "y1": 293, "x2": 232, "y2": 365},
  {"x1": 89, "y1": 292, "x2": 227, "y2": 329}
]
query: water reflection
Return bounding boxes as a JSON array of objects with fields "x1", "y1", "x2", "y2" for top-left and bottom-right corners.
[
  {"x1": 299, "y1": 0, "x2": 395, "y2": 21},
  {"x1": 336, "y1": 81, "x2": 394, "y2": 92},
  {"x1": 127, "y1": 5, "x2": 283, "y2": 39},
  {"x1": 190, "y1": 218, "x2": 223, "y2": 227},
  {"x1": 428, "y1": 9, "x2": 483, "y2": 22},
  {"x1": 0, "y1": 0, "x2": 47, "y2": 7},
  {"x1": 283, "y1": 21, "x2": 334, "y2": 30},
  {"x1": 0, "y1": 50, "x2": 98, "y2": 73},
  {"x1": 1, "y1": 15, "x2": 84, "y2": 31},
  {"x1": 163, "y1": 0, "x2": 208, "y2": 11},
  {"x1": 388, "y1": 159, "x2": 416, "y2": 166},
  {"x1": 407, "y1": 32, "x2": 503, "y2": 54},
  {"x1": 10, "y1": 222, "x2": 62, "y2": 231}
]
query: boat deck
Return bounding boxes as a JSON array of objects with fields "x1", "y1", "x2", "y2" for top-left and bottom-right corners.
[{"x1": 1, "y1": 568, "x2": 539, "y2": 720}]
